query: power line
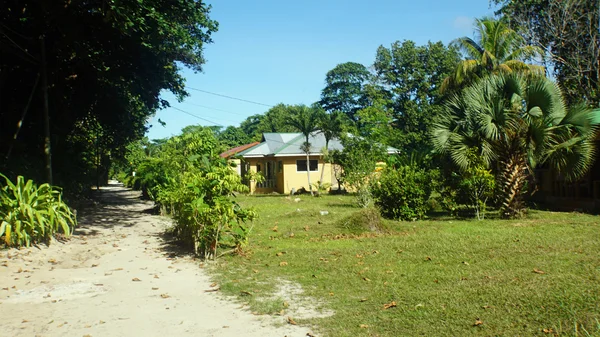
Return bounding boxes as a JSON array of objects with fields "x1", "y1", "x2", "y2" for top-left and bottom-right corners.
[
  {"x1": 170, "y1": 106, "x2": 224, "y2": 126},
  {"x1": 187, "y1": 87, "x2": 274, "y2": 108},
  {"x1": 182, "y1": 101, "x2": 248, "y2": 117}
]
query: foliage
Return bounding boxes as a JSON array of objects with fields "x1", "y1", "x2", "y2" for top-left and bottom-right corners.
[
  {"x1": 286, "y1": 105, "x2": 325, "y2": 196},
  {"x1": 457, "y1": 151, "x2": 496, "y2": 220},
  {"x1": 493, "y1": 0, "x2": 599, "y2": 106},
  {"x1": 0, "y1": 174, "x2": 76, "y2": 247},
  {"x1": 317, "y1": 111, "x2": 348, "y2": 187},
  {"x1": 432, "y1": 73, "x2": 600, "y2": 218},
  {"x1": 217, "y1": 126, "x2": 253, "y2": 149},
  {"x1": 331, "y1": 135, "x2": 386, "y2": 207},
  {"x1": 120, "y1": 126, "x2": 256, "y2": 259},
  {"x1": 320, "y1": 62, "x2": 371, "y2": 122},
  {"x1": 157, "y1": 157, "x2": 256, "y2": 258},
  {"x1": 370, "y1": 166, "x2": 433, "y2": 221},
  {"x1": 0, "y1": 0, "x2": 217, "y2": 192},
  {"x1": 442, "y1": 17, "x2": 544, "y2": 93},
  {"x1": 373, "y1": 40, "x2": 460, "y2": 151}
]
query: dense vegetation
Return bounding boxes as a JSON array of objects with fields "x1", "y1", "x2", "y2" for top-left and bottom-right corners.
[
  {"x1": 117, "y1": 127, "x2": 256, "y2": 259},
  {"x1": 0, "y1": 0, "x2": 217, "y2": 193}
]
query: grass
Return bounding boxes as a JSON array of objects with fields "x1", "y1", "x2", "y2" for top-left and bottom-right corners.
[{"x1": 210, "y1": 194, "x2": 600, "y2": 336}]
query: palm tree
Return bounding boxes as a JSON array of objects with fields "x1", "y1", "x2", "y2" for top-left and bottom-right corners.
[
  {"x1": 318, "y1": 111, "x2": 345, "y2": 187},
  {"x1": 432, "y1": 73, "x2": 599, "y2": 218},
  {"x1": 441, "y1": 17, "x2": 544, "y2": 93},
  {"x1": 287, "y1": 105, "x2": 321, "y2": 196}
]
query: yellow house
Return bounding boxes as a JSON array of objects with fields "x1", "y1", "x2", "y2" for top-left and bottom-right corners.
[{"x1": 228, "y1": 132, "x2": 398, "y2": 194}]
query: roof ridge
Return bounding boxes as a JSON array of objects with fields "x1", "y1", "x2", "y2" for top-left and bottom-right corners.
[{"x1": 273, "y1": 133, "x2": 305, "y2": 155}]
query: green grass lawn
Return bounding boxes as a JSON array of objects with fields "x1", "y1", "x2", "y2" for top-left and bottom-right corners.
[{"x1": 210, "y1": 194, "x2": 600, "y2": 336}]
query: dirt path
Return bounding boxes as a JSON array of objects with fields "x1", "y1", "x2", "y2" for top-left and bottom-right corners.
[{"x1": 0, "y1": 182, "x2": 308, "y2": 337}]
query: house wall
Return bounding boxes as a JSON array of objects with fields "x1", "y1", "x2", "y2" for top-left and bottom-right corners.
[
  {"x1": 280, "y1": 156, "x2": 335, "y2": 194},
  {"x1": 244, "y1": 156, "x2": 336, "y2": 194}
]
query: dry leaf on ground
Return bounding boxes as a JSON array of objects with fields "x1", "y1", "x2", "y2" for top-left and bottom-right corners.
[
  {"x1": 383, "y1": 301, "x2": 397, "y2": 309},
  {"x1": 533, "y1": 268, "x2": 545, "y2": 274},
  {"x1": 473, "y1": 319, "x2": 483, "y2": 326},
  {"x1": 287, "y1": 316, "x2": 297, "y2": 325},
  {"x1": 131, "y1": 278, "x2": 141, "y2": 282}
]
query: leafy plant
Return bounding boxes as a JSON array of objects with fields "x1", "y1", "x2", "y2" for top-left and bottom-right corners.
[
  {"x1": 0, "y1": 174, "x2": 76, "y2": 247},
  {"x1": 370, "y1": 166, "x2": 434, "y2": 221}
]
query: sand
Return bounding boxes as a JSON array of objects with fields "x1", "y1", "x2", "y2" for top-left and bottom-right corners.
[{"x1": 0, "y1": 182, "x2": 312, "y2": 337}]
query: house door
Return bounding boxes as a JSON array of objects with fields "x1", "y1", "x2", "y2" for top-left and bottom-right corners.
[{"x1": 257, "y1": 161, "x2": 276, "y2": 189}]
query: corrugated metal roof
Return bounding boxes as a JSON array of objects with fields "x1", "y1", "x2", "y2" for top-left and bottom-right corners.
[
  {"x1": 219, "y1": 142, "x2": 260, "y2": 158},
  {"x1": 237, "y1": 132, "x2": 399, "y2": 157}
]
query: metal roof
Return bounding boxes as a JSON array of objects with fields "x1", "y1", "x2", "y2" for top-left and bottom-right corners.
[{"x1": 237, "y1": 132, "x2": 399, "y2": 157}]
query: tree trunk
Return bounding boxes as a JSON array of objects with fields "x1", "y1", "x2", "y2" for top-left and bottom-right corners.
[
  {"x1": 319, "y1": 140, "x2": 329, "y2": 189},
  {"x1": 498, "y1": 153, "x2": 529, "y2": 218},
  {"x1": 306, "y1": 151, "x2": 313, "y2": 196}
]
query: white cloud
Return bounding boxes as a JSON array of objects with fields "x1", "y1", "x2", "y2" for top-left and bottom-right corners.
[{"x1": 453, "y1": 16, "x2": 473, "y2": 31}]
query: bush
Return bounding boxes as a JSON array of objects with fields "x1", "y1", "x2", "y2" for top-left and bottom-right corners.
[
  {"x1": 0, "y1": 174, "x2": 76, "y2": 247},
  {"x1": 338, "y1": 207, "x2": 386, "y2": 234},
  {"x1": 370, "y1": 166, "x2": 433, "y2": 221}
]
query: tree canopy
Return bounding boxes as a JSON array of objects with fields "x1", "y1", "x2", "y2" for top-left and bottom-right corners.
[{"x1": 0, "y1": 0, "x2": 217, "y2": 191}]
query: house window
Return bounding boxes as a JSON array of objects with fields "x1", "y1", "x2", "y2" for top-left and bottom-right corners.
[
  {"x1": 296, "y1": 159, "x2": 318, "y2": 172},
  {"x1": 278, "y1": 160, "x2": 283, "y2": 173}
]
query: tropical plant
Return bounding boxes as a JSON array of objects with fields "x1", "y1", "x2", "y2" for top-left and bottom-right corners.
[
  {"x1": 158, "y1": 156, "x2": 257, "y2": 259},
  {"x1": 432, "y1": 73, "x2": 600, "y2": 218},
  {"x1": 371, "y1": 166, "x2": 434, "y2": 221},
  {"x1": 331, "y1": 135, "x2": 386, "y2": 207},
  {"x1": 318, "y1": 111, "x2": 346, "y2": 187},
  {"x1": 0, "y1": 174, "x2": 76, "y2": 247},
  {"x1": 286, "y1": 105, "x2": 323, "y2": 196},
  {"x1": 442, "y1": 17, "x2": 544, "y2": 93}
]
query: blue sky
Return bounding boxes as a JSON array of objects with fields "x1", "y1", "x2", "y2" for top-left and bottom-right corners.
[{"x1": 147, "y1": 0, "x2": 496, "y2": 140}]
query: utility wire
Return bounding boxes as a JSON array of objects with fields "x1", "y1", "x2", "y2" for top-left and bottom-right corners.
[
  {"x1": 187, "y1": 87, "x2": 274, "y2": 108},
  {"x1": 182, "y1": 101, "x2": 248, "y2": 117},
  {"x1": 170, "y1": 106, "x2": 224, "y2": 126}
]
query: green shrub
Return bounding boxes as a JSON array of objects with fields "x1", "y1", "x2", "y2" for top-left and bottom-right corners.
[
  {"x1": 158, "y1": 157, "x2": 257, "y2": 258},
  {"x1": 338, "y1": 207, "x2": 387, "y2": 234},
  {"x1": 0, "y1": 174, "x2": 76, "y2": 247},
  {"x1": 370, "y1": 166, "x2": 433, "y2": 220}
]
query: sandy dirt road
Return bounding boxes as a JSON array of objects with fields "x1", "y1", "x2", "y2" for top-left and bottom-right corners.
[{"x1": 0, "y1": 183, "x2": 310, "y2": 337}]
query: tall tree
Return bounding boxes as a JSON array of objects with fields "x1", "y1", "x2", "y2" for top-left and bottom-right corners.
[
  {"x1": 218, "y1": 126, "x2": 252, "y2": 149},
  {"x1": 442, "y1": 17, "x2": 544, "y2": 93},
  {"x1": 317, "y1": 110, "x2": 345, "y2": 185},
  {"x1": 286, "y1": 105, "x2": 321, "y2": 196},
  {"x1": 374, "y1": 40, "x2": 460, "y2": 152},
  {"x1": 320, "y1": 62, "x2": 371, "y2": 122},
  {"x1": 493, "y1": 0, "x2": 600, "y2": 106},
  {"x1": 0, "y1": 1, "x2": 217, "y2": 190},
  {"x1": 432, "y1": 73, "x2": 600, "y2": 218}
]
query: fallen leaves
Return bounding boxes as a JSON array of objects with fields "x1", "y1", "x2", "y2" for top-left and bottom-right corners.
[
  {"x1": 542, "y1": 328, "x2": 555, "y2": 334},
  {"x1": 131, "y1": 278, "x2": 141, "y2": 282},
  {"x1": 160, "y1": 293, "x2": 170, "y2": 299},
  {"x1": 271, "y1": 226, "x2": 278, "y2": 232},
  {"x1": 287, "y1": 316, "x2": 297, "y2": 325},
  {"x1": 279, "y1": 261, "x2": 288, "y2": 267},
  {"x1": 533, "y1": 268, "x2": 545, "y2": 274},
  {"x1": 383, "y1": 301, "x2": 397, "y2": 309},
  {"x1": 473, "y1": 318, "x2": 483, "y2": 326},
  {"x1": 359, "y1": 324, "x2": 369, "y2": 328}
]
